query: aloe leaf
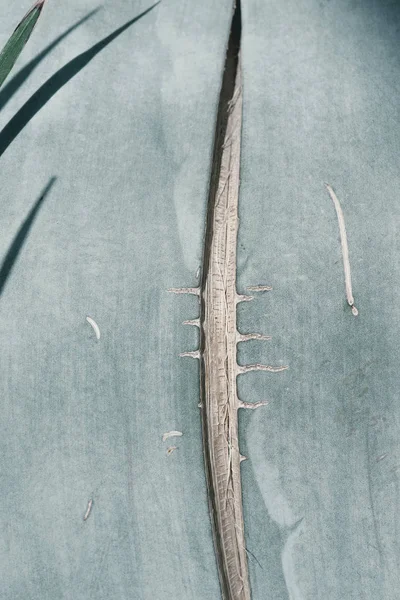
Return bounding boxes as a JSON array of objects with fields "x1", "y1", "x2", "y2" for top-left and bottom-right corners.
[{"x1": 0, "y1": 1, "x2": 45, "y2": 90}]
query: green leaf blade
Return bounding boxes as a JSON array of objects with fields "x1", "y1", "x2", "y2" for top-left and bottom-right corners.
[{"x1": 0, "y1": 1, "x2": 45, "y2": 90}]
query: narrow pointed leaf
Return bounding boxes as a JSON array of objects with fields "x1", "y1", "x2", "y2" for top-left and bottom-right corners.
[{"x1": 0, "y1": 1, "x2": 45, "y2": 89}]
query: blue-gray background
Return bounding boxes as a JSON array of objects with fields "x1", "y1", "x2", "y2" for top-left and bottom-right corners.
[
  {"x1": 1, "y1": 0, "x2": 400, "y2": 598},
  {"x1": 238, "y1": 1, "x2": 400, "y2": 599},
  {"x1": 0, "y1": 1, "x2": 230, "y2": 598}
]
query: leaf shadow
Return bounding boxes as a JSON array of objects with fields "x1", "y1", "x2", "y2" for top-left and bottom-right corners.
[
  {"x1": 0, "y1": 2, "x2": 159, "y2": 158},
  {"x1": 0, "y1": 8, "x2": 100, "y2": 112},
  {"x1": 0, "y1": 177, "x2": 56, "y2": 296}
]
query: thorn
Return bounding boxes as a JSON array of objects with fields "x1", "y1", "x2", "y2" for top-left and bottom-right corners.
[
  {"x1": 236, "y1": 294, "x2": 254, "y2": 304},
  {"x1": 168, "y1": 287, "x2": 200, "y2": 296},
  {"x1": 179, "y1": 350, "x2": 200, "y2": 359},
  {"x1": 240, "y1": 454, "x2": 248, "y2": 462},
  {"x1": 238, "y1": 400, "x2": 269, "y2": 409},
  {"x1": 237, "y1": 332, "x2": 272, "y2": 342},
  {"x1": 183, "y1": 318, "x2": 200, "y2": 328},
  {"x1": 237, "y1": 364, "x2": 288, "y2": 374},
  {"x1": 247, "y1": 285, "x2": 273, "y2": 292}
]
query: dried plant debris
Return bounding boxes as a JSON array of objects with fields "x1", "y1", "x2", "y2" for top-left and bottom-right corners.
[
  {"x1": 162, "y1": 431, "x2": 183, "y2": 443},
  {"x1": 325, "y1": 183, "x2": 358, "y2": 316},
  {"x1": 166, "y1": 446, "x2": 178, "y2": 456},
  {"x1": 86, "y1": 316, "x2": 101, "y2": 340},
  {"x1": 83, "y1": 499, "x2": 93, "y2": 521},
  {"x1": 171, "y1": 4, "x2": 287, "y2": 597}
]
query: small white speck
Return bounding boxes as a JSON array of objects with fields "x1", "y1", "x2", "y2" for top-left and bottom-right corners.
[
  {"x1": 162, "y1": 431, "x2": 183, "y2": 442},
  {"x1": 86, "y1": 316, "x2": 100, "y2": 340},
  {"x1": 83, "y1": 499, "x2": 93, "y2": 521},
  {"x1": 376, "y1": 453, "x2": 388, "y2": 463}
]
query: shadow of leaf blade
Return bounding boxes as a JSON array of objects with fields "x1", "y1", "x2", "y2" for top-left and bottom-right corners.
[
  {"x1": 0, "y1": 8, "x2": 100, "y2": 112},
  {"x1": 0, "y1": 177, "x2": 56, "y2": 296},
  {"x1": 0, "y1": 2, "x2": 160, "y2": 159},
  {"x1": 0, "y1": 0, "x2": 46, "y2": 89}
]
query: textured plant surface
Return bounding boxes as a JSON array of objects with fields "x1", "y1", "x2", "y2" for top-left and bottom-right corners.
[
  {"x1": 172, "y1": 6, "x2": 287, "y2": 597},
  {"x1": 1, "y1": 0, "x2": 400, "y2": 599}
]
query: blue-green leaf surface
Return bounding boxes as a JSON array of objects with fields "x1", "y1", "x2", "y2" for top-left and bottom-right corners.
[
  {"x1": 0, "y1": 1, "x2": 232, "y2": 598},
  {"x1": 239, "y1": 1, "x2": 400, "y2": 598}
]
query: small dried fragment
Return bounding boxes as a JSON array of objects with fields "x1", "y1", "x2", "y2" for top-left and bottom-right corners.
[
  {"x1": 162, "y1": 430, "x2": 183, "y2": 442},
  {"x1": 325, "y1": 183, "x2": 358, "y2": 316},
  {"x1": 167, "y1": 446, "x2": 178, "y2": 455},
  {"x1": 86, "y1": 316, "x2": 100, "y2": 340},
  {"x1": 83, "y1": 499, "x2": 93, "y2": 521},
  {"x1": 376, "y1": 453, "x2": 388, "y2": 463}
]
